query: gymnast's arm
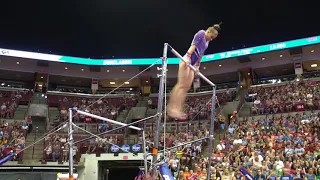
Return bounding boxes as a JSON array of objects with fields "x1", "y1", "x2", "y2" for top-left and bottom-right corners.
[
  {"x1": 186, "y1": 45, "x2": 197, "y2": 56},
  {"x1": 194, "y1": 55, "x2": 202, "y2": 72}
]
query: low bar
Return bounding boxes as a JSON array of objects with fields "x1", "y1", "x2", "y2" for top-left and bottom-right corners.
[
  {"x1": 168, "y1": 44, "x2": 216, "y2": 87},
  {"x1": 73, "y1": 114, "x2": 158, "y2": 144},
  {"x1": 75, "y1": 109, "x2": 141, "y2": 131}
]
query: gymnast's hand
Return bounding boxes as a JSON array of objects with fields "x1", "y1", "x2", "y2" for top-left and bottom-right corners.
[
  {"x1": 183, "y1": 55, "x2": 191, "y2": 66},
  {"x1": 194, "y1": 65, "x2": 200, "y2": 73}
]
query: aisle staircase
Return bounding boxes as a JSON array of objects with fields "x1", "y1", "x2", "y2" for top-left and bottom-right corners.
[
  {"x1": 23, "y1": 131, "x2": 44, "y2": 162},
  {"x1": 14, "y1": 105, "x2": 29, "y2": 120},
  {"x1": 135, "y1": 96, "x2": 149, "y2": 107},
  {"x1": 22, "y1": 117, "x2": 46, "y2": 163},
  {"x1": 48, "y1": 107, "x2": 60, "y2": 127},
  {"x1": 116, "y1": 109, "x2": 128, "y2": 123},
  {"x1": 238, "y1": 102, "x2": 253, "y2": 117},
  {"x1": 31, "y1": 93, "x2": 47, "y2": 104}
]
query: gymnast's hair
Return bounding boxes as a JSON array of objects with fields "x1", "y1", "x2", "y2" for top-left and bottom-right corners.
[{"x1": 207, "y1": 22, "x2": 222, "y2": 34}]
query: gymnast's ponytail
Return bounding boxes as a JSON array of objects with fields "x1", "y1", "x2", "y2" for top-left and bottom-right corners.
[{"x1": 213, "y1": 22, "x2": 222, "y2": 31}]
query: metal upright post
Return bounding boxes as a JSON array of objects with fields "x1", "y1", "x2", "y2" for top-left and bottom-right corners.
[
  {"x1": 68, "y1": 108, "x2": 74, "y2": 180},
  {"x1": 142, "y1": 130, "x2": 148, "y2": 179},
  {"x1": 206, "y1": 87, "x2": 216, "y2": 180},
  {"x1": 152, "y1": 43, "x2": 168, "y2": 179}
]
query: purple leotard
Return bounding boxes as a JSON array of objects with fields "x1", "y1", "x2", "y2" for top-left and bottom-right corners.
[{"x1": 189, "y1": 30, "x2": 209, "y2": 65}]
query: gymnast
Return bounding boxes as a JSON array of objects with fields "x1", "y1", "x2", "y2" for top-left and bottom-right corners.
[{"x1": 168, "y1": 23, "x2": 221, "y2": 120}]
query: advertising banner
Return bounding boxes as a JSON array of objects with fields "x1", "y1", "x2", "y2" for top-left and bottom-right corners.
[{"x1": 109, "y1": 144, "x2": 143, "y2": 153}]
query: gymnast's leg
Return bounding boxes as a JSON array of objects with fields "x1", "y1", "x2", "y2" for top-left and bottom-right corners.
[{"x1": 168, "y1": 57, "x2": 194, "y2": 119}]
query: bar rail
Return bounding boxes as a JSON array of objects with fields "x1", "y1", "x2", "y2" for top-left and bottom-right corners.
[{"x1": 167, "y1": 44, "x2": 216, "y2": 87}]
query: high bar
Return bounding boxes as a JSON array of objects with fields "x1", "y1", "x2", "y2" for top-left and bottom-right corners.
[
  {"x1": 74, "y1": 109, "x2": 141, "y2": 131},
  {"x1": 167, "y1": 44, "x2": 216, "y2": 87}
]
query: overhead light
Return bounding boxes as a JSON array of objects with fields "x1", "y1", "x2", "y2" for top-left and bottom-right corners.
[
  {"x1": 106, "y1": 69, "x2": 110, "y2": 72},
  {"x1": 262, "y1": 57, "x2": 265, "y2": 60},
  {"x1": 110, "y1": 82, "x2": 115, "y2": 84},
  {"x1": 129, "y1": 88, "x2": 133, "y2": 90},
  {"x1": 39, "y1": 84, "x2": 42, "y2": 87},
  {"x1": 248, "y1": 73, "x2": 250, "y2": 75},
  {"x1": 122, "y1": 69, "x2": 125, "y2": 72},
  {"x1": 124, "y1": 82, "x2": 129, "y2": 84},
  {"x1": 65, "y1": 67, "x2": 68, "y2": 70},
  {"x1": 311, "y1": 50, "x2": 314, "y2": 53},
  {"x1": 7, "y1": 85, "x2": 10, "y2": 87},
  {"x1": 203, "y1": 66, "x2": 206, "y2": 70},
  {"x1": 146, "y1": 81, "x2": 149, "y2": 83},
  {"x1": 311, "y1": 64, "x2": 317, "y2": 68},
  {"x1": 219, "y1": 64, "x2": 222, "y2": 67},
  {"x1": 81, "y1": 68, "x2": 84, "y2": 71},
  {"x1": 280, "y1": 55, "x2": 283, "y2": 57},
  {"x1": 41, "y1": 77, "x2": 43, "y2": 79},
  {"x1": 16, "y1": 62, "x2": 19, "y2": 64},
  {"x1": 1, "y1": 83, "x2": 4, "y2": 86}
]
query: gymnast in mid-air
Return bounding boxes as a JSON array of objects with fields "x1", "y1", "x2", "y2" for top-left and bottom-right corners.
[{"x1": 168, "y1": 23, "x2": 221, "y2": 120}]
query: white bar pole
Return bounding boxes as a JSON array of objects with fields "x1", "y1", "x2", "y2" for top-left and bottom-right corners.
[
  {"x1": 168, "y1": 44, "x2": 216, "y2": 87},
  {"x1": 142, "y1": 131, "x2": 148, "y2": 180},
  {"x1": 75, "y1": 109, "x2": 141, "y2": 131},
  {"x1": 68, "y1": 108, "x2": 74, "y2": 179},
  {"x1": 207, "y1": 87, "x2": 216, "y2": 180},
  {"x1": 152, "y1": 43, "x2": 168, "y2": 180}
]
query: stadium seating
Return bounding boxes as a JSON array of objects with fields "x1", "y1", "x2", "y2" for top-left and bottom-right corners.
[
  {"x1": 0, "y1": 119, "x2": 29, "y2": 162},
  {"x1": 0, "y1": 89, "x2": 32, "y2": 119},
  {"x1": 43, "y1": 133, "x2": 124, "y2": 162},
  {"x1": 248, "y1": 79, "x2": 320, "y2": 115},
  {"x1": 47, "y1": 94, "x2": 137, "y2": 122},
  {"x1": 3, "y1": 76, "x2": 320, "y2": 180},
  {"x1": 149, "y1": 88, "x2": 236, "y2": 121}
]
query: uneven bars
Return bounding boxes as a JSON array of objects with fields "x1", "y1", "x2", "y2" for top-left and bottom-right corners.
[
  {"x1": 167, "y1": 44, "x2": 216, "y2": 87},
  {"x1": 73, "y1": 114, "x2": 159, "y2": 144},
  {"x1": 74, "y1": 109, "x2": 141, "y2": 131}
]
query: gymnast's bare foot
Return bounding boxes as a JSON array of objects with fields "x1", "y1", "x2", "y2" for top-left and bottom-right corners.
[{"x1": 167, "y1": 110, "x2": 187, "y2": 120}]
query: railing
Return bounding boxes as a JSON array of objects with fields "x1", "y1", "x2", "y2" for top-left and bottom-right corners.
[
  {"x1": 142, "y1": 120, "x2": 212, "y2": 134},
  {"x1": 47, "y1": 122, "x2": 125, "y2": 134},
  {"x1": 32, "y1": 127, "x2": 38, "y2": 159},
  {"x1": 47, "y1": 91, "x2": 136, "y2": 98},
  {"x1": 149, "y1": 87, "x2": 237, "y2": 97}
]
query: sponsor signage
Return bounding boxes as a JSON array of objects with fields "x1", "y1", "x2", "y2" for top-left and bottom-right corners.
[{"x1": 110, "y1": 144, "x2": 142, "y2": 153}]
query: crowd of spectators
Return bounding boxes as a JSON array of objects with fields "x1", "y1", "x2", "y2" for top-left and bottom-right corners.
[
  {"x1": 0, "y1": 119, "x2": 31, "y2": 162},
  {"x1": 135, "y1": 129, "x2": 208, "y2": 179},
  {"x1": 184, "y1": 111, "x2": 320, "y2": 180},
  {"x1": 249, "y1": 79, "x2": 320, "y2": 115},
  {"x1": 0, "y1": 90, "x2": 32, "y2": 119},
  {"x1": 149, "y1": 88, "x2": 236, "y2": 121},
  {"x1": 43, "y1": 133, "x2": 123, "y2": 162},
  {"x1": 47, "y1": 94, "x2": 138, "y2": 123}
]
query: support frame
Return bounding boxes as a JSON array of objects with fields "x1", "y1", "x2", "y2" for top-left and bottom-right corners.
[{"x1": 151, "y1": 43, "x2": 168, "y2": 180}]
